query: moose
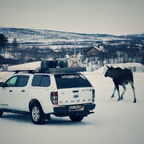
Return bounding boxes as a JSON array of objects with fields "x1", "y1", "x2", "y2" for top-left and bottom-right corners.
[{"x1": 105, "y1": 65, "x2": 136, "y2": 103}]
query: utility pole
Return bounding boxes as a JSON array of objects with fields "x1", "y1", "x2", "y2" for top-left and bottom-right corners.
[{"x1": 74, "y1": 37, "x2": 76, "y2": 58}]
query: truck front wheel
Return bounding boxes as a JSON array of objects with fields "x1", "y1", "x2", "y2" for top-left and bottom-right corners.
[{"x1": 69, "y1": 114, "x2": 84, "y2": 122}]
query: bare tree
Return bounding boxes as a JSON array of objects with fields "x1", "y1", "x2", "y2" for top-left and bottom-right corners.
[{"x1": 0, "y1": 33, "x2": 8, "y2": 53}]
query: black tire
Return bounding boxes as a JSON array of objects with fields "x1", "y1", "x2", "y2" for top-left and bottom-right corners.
[
  {"x1": 69, "y1": 114, "x2": 84, "y2": 122},
  {"x1": 30, "y1": 103, "x2": 45, "y2": 124},
  {"x1": 0, "y1": 111, "x2": 3, "y2": 117}
]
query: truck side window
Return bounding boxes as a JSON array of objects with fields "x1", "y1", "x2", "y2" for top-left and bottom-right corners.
[
  {"x1": 4, "y1": 75, "x2": 29, "y2": 87},
  {"x1": 32, "y1": 75, "x2": 50, "y2": 87},
  {"x1": 16, "y1": 76, "x2": 29, "y2": 87},
  {"x1": 4, "y1": 76, "x2": 18, "y2": 87},
  {"x1": 40, "y1": 75, "x2": 50, "y2": 87}
]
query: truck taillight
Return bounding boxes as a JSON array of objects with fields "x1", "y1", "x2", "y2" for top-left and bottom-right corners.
[
  {"x1": 50, "y1": 92, "x2": 58, "y2": 105},
  {"x1": 92, "y1": 89, "x2": 95, "y2": 102}
]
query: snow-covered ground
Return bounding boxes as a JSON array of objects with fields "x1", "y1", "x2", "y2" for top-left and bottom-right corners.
[{"x1": 0, "y1": 72, "x2": 144, "y2": 144}]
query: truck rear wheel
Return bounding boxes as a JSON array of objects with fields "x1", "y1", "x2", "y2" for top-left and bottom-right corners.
[
  {"x1": 69, "y1": 114, "x2": 84, "y2": 122},
  {"x1": 30, "y1": 103, "x2": 45, "y2": 124}
]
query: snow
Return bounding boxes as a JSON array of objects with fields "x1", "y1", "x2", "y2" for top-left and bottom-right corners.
[{"x1": 0, "y1": 71, "x2": 144, "y2": 144}]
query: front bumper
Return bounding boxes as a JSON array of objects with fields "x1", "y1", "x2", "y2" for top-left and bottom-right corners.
[{"x1": 53, "y1": 103, "x2": 96, "y2": 117}]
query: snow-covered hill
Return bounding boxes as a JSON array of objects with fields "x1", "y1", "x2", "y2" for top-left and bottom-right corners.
[
  {"x1": 0, "y1": 27, "x2": 128, "y2": 47},
  {"x1": 0, "y1": 27, "x2": 143, "y2": 52}
]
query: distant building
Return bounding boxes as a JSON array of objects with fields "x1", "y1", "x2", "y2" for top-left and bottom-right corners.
[
  {"x1": 85, "y1": 45, "x2": 105, "y2": 59},
  {"x1": 84, "y1": 45, "x2": 106, "y2": 71}
]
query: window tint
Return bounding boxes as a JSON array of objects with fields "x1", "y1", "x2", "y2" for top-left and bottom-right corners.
[
  {"x1": 32, "y1": 75, "x2": 50, "y2": 87},
  {"x1": 16, "y1": 76, "x2": 29, "y2": 87},
  {"x1": 40, "y1": 76, "x2": 50, "y2": 87},
  {"x1": 32, "y1": 75, "x2": 42, "y2": 86},
  {"x1": 4, "y1": 75, "x2": 29, "y2": 87},
  {"x1": 55, "y1": 73, "x2": 92, "y2": 89}
]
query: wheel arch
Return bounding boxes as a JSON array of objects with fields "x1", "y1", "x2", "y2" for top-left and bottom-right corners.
[{"x1": 29, "y1": 99, "x2": 42, "y2": 111}]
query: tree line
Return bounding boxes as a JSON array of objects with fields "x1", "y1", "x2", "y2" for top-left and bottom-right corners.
[{"x1": 0, "y1": 33, "x2": 144, "y2": 65}]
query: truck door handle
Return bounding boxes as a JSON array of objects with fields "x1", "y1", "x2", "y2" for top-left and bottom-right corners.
[
  {"x1": 73, "y1": 90, "x2": 79, "y2": 93},
  {"x1": 21, "y1": 90, "x2": 25, "y2": 92},
  {"x1": 9, "y1": 90, "x2": 13, "y2": 92}
]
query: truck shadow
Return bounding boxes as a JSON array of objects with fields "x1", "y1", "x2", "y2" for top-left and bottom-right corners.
[
  {"x1": 1, "y1": 113, "x2": 32, "y2": 124},
  {"x1": 45, "y1": 117, "x2": 91, "y2": 126},
  {"x1": 1, "y1": 113, "x2": 92, "y2": 126}
]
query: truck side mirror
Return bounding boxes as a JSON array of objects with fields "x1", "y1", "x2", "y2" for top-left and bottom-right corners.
[{"x1": 0, "y1": 82, "x2": 4, "y2": 87}]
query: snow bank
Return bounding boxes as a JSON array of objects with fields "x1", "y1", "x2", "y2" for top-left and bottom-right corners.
[{"x1": 0, "y1": 68, "x2": 144, "y2": 144}]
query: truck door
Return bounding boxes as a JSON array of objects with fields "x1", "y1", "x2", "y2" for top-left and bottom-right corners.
[
  {"x1": 13, "y1": 75, "x2": 29, "y2": 110},
  {"x1": 0, "y1": 75, "x2": 29, "y2": 110},
  {"x1": 0, "y1": 76, "x2": 17, "y2": 109}
]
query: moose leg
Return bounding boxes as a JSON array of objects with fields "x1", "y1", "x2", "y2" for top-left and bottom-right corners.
[
  {"x1": 111, "y1": 87, "x2": 116, "y2": 98},
  {"x1": 115, "y1": 84, "x2": 121, "y2": 101},
  {"x1": 130, "y1": 82, "x2": 136, "y2": 103},
  {"x1": 121, "y1": 84, "x2": 126, "y2": 100}
]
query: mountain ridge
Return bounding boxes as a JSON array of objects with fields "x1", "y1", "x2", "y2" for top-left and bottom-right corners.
[
  {"x1": 0, "y1": 27, "x2": 128, "y2": 42},
  {"x1": 0, "y1": 27, "x2": 144, "y2": 50}
]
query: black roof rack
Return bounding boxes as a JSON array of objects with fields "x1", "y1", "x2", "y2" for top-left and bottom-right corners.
[{"x1": 48, "y1": 67, "x2": 86, "y2": 74}]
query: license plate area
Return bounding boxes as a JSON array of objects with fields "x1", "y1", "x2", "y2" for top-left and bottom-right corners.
[{"x1": 69, "y1": 105, "x2": 84, "y2": 111}]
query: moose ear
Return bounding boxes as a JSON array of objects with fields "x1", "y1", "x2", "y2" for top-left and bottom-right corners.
[{"x1": 106, "y1": 65, "x2": 110, "y2": 69}]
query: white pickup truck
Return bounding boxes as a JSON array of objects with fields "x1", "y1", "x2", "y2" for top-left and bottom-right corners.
[{"x1": 0, "y1": 61, "x2": 96, "y2": 124}]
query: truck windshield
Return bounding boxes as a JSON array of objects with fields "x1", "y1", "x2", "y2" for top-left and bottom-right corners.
[{"x1": 54, "y1": 73, "x2": 92, "y2": 89}]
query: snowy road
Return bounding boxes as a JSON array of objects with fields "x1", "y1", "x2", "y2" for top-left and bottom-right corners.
[{"x1": 0, "y1": 72, "x2": 144, "y2": 144}]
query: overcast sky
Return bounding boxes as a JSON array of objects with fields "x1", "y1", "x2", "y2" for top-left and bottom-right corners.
[{"x1": 0, "y1": 0, "x2": 144, "y2": 35}]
